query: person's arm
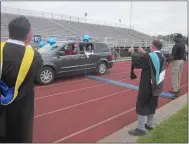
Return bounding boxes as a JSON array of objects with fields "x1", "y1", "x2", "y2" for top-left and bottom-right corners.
[
  {"x1": 129, "y1": 47, "x2": 149, "y2": 80},
  {"x1": 131, "y1": 52, "x2": 149, "y2": 69},
  {"x1": 73, "y1": 48, "x2": 77, "y2": 54},
  {"x1": 129, "y1": 47, "x2": 149, "y2": 69},
  {"x1": 170, "y1": 44, "x2": 178, "y2": 60}
]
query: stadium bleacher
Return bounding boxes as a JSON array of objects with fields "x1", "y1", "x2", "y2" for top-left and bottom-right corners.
[{"x1": 1, "y1": 8, "x2": 154, "y2": 48}]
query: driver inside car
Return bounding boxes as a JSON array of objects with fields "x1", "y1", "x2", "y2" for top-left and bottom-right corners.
[{"x1": 65, "y1": 44, "x2": 75, "y2": 55}]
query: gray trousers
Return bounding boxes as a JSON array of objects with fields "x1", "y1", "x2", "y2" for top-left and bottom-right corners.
[
  {"x1": 137, "y1": 114, "x2": 155, "y2": 131},
  {"x1": 171, "y1": 60, "x2": 184, "y2": 91}
]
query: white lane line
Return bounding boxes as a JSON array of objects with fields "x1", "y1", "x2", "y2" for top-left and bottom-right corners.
[
  {"x1": 35, "y1": 77, "x2": 187, "y2": 118},
  {"x1": 51, "y1": 83, "x2": 188, "y2": 143},
  {"x1": 53, "y1": 107, "x2": 135, "y2": 143},
  {"x1": 35, "y1": 71, "x2": 174, "y2": 101},
  {"x1": 34, "y1": 69, "x2": 139, "y2": 90},
  {"x1": 35, "y1": 76, "x2": 136, "y2": 100},
  {"x1": 35, "y1": 76, "x2": 187, "y2": 117},
  {"x1": 35, "y1": 83, "x2": 107, "y2": 100},
  {"x1": 35, "y1": 89, "x2": 131, "y2": 118},
  {"x1": 114, "y1": 60, "x2": 130, "y2": 63}
]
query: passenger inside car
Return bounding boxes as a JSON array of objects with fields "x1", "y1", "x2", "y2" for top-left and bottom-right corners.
[
  {"x1": 85, "y1": 44, "x2": 94, "y2": 53},
  {"x1": 64, "y1": 44, "x2": 77, "y2": 55}
]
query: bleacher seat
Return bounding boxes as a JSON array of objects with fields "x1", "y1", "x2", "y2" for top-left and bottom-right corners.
[{"x1": 1, "y1": 12, "x2": 153, "y2": 47}]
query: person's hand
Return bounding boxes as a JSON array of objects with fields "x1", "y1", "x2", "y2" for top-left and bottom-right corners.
[
  {"x1": 138, "y1": 47, "x2": 146, "y2": 54},
  {"x1": 128, "y1": 47, "x2": 134, "y2": 53}
]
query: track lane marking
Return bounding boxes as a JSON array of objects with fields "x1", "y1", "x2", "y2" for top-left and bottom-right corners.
[
  {"x1": 35, "y1": 89, "x2": 131, "y2": 118},
  {"x1": 53, "y1": 107, "x2": 136, "y2": 143}
]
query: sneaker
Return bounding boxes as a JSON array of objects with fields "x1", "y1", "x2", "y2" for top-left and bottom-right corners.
[
  {"x1": 169, "y1": 90, "x2": 180, "y2": 97},
  {"x1": 128, "y1": 128, "x2": 146, "y2": 136},
  {"x1": 145, "y1": 124, "x2": 153, "y2": 131}
]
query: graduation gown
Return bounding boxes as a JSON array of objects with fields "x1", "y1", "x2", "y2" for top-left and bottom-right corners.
[
  {"x1": 0, "y1": 42, "x2": 43, "y2": 143},
  {"x1": 130, "y1": 52, "x2": 166, "y2": 116}
]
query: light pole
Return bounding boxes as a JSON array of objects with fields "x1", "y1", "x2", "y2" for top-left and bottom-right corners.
[
  {"x1": 130, "y1": 0, "x2": 132, "y2": 29},
  {"x1": 85, "y1": 12, "x2": 87, "y2": 17},
  {"x1": 85, "y1": 12, "x2": 87, "y2": 23},
  {"x1": 119, "y1": 19, "x2": 121, "y2": 27}
]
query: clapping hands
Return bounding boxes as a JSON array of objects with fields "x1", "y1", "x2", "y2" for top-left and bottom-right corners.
[
  {"x1": 138, "y1": 47, "x2": 146, "y2": 54},
  {"x1": 128, "y1": 47, "x2": 147, "y2": 54}
]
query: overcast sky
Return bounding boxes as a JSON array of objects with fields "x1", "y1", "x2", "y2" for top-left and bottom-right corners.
[{"x1": 2, "y1": 1, "x2": 188, "y2": 36}]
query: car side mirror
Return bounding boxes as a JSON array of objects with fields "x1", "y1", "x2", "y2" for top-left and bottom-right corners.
[{"x1": 57, "y1": 51, "x2": 65, "y2": 57}]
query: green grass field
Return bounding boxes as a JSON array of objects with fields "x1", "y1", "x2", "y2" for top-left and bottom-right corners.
[{"x1": 137, "y1": 104, "x2": 188, "y2": 143}]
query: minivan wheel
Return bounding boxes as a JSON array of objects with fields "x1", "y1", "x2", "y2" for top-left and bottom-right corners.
[
  {"x1": 37, "y1": 67, "x2": 55, "y2": 85},
  {"x1": 97, "y1": 62, "x2": 107, "y2": 75}
]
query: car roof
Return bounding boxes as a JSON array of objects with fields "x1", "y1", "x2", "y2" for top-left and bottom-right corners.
[{"x1": 57, "y1": 40, "x2": 105, "y2": 44}]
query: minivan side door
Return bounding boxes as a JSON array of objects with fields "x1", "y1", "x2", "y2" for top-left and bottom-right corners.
[
  {"x1": 82, "y1": 43, "x2": 97, "y2": 73},
  {"x1": 84, "y1": 42, "x2": 111, "y2": 73}
]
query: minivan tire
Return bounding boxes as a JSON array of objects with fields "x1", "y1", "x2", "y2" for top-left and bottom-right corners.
[
  {"x1": 97, "y1": 62, "x2": 107, "y2": 75},
  {"x1": 37, "y1": 67, "x2": 55, "y2": 85}
]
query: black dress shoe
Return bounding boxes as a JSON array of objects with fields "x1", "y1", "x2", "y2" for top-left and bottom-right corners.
[
  {"x1": 128, "y1": 128, "x2": 146, "y2": 136},
  {"x1": 145, "y1": 124, "x2": 153, "y2": 131}
]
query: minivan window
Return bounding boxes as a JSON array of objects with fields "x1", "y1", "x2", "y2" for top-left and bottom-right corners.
[
  {"x1": 38, "y1": 44, "x2": 58, "y2": 55},
  {"x1": 85, "y1": 43, "x2": 94, "y2": 53},
  {"x1": 79, "y1": 43, "x2": 85, "y2": 53},
  {"x1": 95, "y1": 43, "x2": 110, "y2": 53},
  {"x1": 60, "y1": 43, "x2": 80, "y2": 55}
]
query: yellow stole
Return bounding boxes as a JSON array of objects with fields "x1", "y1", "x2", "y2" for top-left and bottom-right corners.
[{"x1": 0, "y1": 42, "x2": 34, "y2": 105}]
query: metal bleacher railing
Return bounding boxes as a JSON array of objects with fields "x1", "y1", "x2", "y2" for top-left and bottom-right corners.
[
  {"x1": 1, "y1": 7, "x2": 171, "y2": 58},
  {"x1": 1, "y1": 7, "x2": 125, "y2": 28}
]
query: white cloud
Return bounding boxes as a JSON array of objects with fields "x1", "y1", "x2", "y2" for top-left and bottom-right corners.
[{"x1": 1, "y1": 1, "x2": 187, "y2": 36}]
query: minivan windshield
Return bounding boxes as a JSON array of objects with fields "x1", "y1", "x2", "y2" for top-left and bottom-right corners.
[{"x1": 38, "y1": 44, "x2": 58, "y2": 55}]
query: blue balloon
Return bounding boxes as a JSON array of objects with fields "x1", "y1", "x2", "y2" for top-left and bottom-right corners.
[
  {"x1": 47, "y1": 37, "x2": 56, "y2": 45},
  {"x1": 82, "y1": 35, "x2": 91, "y2": 42},
  {"x1": 39, "y1": 41, "x2": 46, "y2": 48}
]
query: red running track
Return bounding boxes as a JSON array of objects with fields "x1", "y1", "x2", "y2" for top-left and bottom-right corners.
[{"x1": 33, "y1": 61, "x2": 188, "y2": 143}]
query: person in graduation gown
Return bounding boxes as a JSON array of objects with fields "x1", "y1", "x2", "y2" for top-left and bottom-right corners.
[
  {"x1": 0, "y1": 16, "x2": 43, "y2": 143},
  {"x1": 128, "y1": 40, "x2": 166, "y2": 136}
]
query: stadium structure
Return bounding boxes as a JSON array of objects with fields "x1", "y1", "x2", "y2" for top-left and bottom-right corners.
[{"x1": 1, "y1": 7, "x2": 171, "y2": 57}]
